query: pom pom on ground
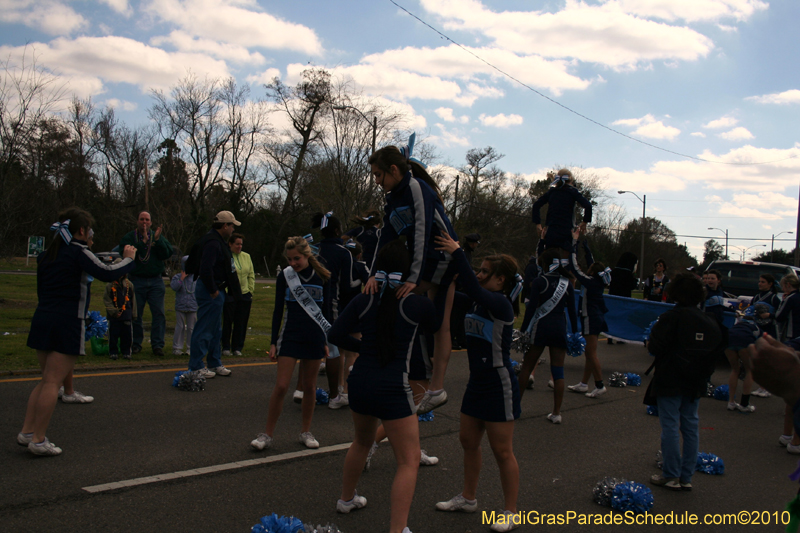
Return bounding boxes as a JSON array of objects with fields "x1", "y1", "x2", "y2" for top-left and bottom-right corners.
[
  {"x1": 302, "y1": 524, "x2": 343, "y2": 533},
  {"x1": 593, "y1": 477, "x2": 626, "y2": 507},
  {"x1": 566, "y1": 333, "x2": 586, "y2": 357},
  {"x1": 646, "y1": 405, "x2": 659, "y2": 416},
  {"x1": 172, "y1": 370, "x2": 205, "y2": 391},
  {"x1": 316, "y1": 388, "x2": 329, "y2": 405},
  {"x1": 608, "y1": 372, "x2": 628, "y2": 387},
  {"x1": 511, "y1": 329, "x2": 532, "y2": 354},
  {"x1": 696, "y1": 452, "x2": 725, "y2": 475},
  {"x1": 713, "y1": 384, "x2": 729, "y2": 401},
  {"x1": 418, "y1": 411, "x2": 434, "y2": 422},
  {"x1": 85, "y1": 311, "x2": 108, "y2": 340},
  {"x1": 251, "y1": 513, "x2": 304, "y2": 533},
  {"x1": 625, "y1": 373, "x2": 641, "y2": 387},
  {"x1": 611, "y1": 481, "x2": 654, "y2": 514}
]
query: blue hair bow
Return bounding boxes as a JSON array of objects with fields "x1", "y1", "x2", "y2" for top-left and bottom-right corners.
[
  {"x1": 50, "y1": 219, "x2": 73, "y2": 244},
  {"x1": 599, "y1": 267, "x2": 612, "y2": 285},
  {"x1": 375, "y1": 270, "x2": 403, "y2": 297},
  {"x1": 509, "y1": 273, "x2": 524, "y2": 300},
  {"x1": 320, "y1": 211, "x2": 333, "y2": 229},
  {"x1": 399, "y1": 132, "x2": 427, "y2": 169}
]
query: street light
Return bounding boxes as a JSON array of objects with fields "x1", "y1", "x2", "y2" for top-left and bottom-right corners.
[
  {"x1": 618, "y1": 191, "x2": 646, "y2": 284},
  {"x1": 708, "y1": 227, "x2": 729, "y2": 260},
  {"x1": 772, "y1": 231, "x2": 793, "y2": 263},
  {"x1": 331, "y1": 105, "x2": 377, "y2": 154}
]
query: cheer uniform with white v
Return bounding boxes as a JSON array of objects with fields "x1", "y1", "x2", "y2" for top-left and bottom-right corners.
[{"x1": 271, "y1": 266, "x2": 328, "y2": 360}]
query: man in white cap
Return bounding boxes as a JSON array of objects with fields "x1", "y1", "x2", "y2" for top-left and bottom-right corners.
[{"x1": 184, "y1": 211, "x2": 242, "y2": 377}]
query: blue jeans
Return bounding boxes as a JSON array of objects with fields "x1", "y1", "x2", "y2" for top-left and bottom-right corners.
[
  {"x1": 129, "y1": 275, "x2": 166, "y2": 350},
  {"x1": 188, "y1": 280, "x2": 225, "y2": 371},
  {"x1": 657, "y1": 395, "x2": 700, "y2": 482}
]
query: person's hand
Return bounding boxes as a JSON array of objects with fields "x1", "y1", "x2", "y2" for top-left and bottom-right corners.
[
  {"x1": 211, "y1": 290, "x2": 220, "y2": 299},
  {"x1": 154, "y1": 226, "x2": 163, "y2": 241},
  {"x1": 742, "y1": 334, "x2": 800, "y2": 407},
  {"x1": 434, "y1": 232, "x2": 460, "y2": 254},
  {"x1": 268, "y1": 345, "x2": 277, "y2": 361},
  {"x1": 396, "y1": 281, "x2": 417, "y2": 298},
  {"x1": 122, "y1": 245, "x2": 136, "y2": 259},
  {"x1": 364, "y1": 276, "x2": 378, "y2": 294},
  {"x1": 579, "y1": 222, "x2": 587, "y2": 235}
]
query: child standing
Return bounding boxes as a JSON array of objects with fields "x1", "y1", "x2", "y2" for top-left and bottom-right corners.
[
  {"x1": 104, "y1": 262, "x2": 137, "y2": 360},
  {"x1": 171, "y1": 256, "x2": 198, "y2": 356}
]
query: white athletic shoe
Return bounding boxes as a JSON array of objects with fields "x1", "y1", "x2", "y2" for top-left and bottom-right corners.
[
  {"x1": 585, "y1": 387, "x2": 607, "y2": 398},
  {"x1": 567, "y1": 382, "x2": 588, "y2": 393},
  {"x1": 336, "y1": 492, "x2": 367, "y2": 513},
  {"x1": 435, "y1": 494, "x2": 478, "y2": 512}
]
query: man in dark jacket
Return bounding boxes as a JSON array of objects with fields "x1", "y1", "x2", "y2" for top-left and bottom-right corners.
[
  {"x1": 646, "y1": 273, "x2": 726, "y2": 491},
  {"x1": 186, "y1": 211, "x2": 241, "y2": 378}
]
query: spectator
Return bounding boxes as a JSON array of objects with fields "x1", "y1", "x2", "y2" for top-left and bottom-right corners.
[
  {"x1": 119, "y1": 211, "x2": 173, "y2": 356},
  {"x1": 222, "y1": 233, "x2": 255, "y2": 357},
  {"x1": 170, "y1": 256, "x2": 197, "y2": 356}
]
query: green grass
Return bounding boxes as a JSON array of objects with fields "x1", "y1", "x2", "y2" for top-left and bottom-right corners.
[{"x1": 0, "y1": 274, "x2": 276, "y2": 373}]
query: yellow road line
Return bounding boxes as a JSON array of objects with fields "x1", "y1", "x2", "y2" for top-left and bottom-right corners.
[{"x1": 0, "y1": 361, "x2": 277, "y2": 383}]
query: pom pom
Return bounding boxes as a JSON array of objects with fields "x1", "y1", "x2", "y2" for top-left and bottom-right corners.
[
  {"x1": 251, "y1": 513, "x2": 304, "y2": 533},
  {"x1": 511, "y1": 329, "x2": 532, "y2": 354},
  {"x1": 566, "y1": 332, "x2": 586, "y2": 357},
  {"x1": 695, "y1": 452, "x2": 725, "y2": 475},
  {"x1": 611, "y1": 481, "x2": 654, "y2": 514},
  {"x1": 608, "y1": 372, "x2": 628, "y2": 387},
  {"x1": 85, "y1": 311, "x2": 108, "y2": 340},
  {"x1": 642, "y1": 319, "x2": 658, "y2": 343},
  {"x1": 646, "y1": 405, "x2": 659, "y2": 416},
  {"x1": 706, "y1": 382, "x2": 715, "y2": 398},
  {"x1": 593, "y1": 477, "x2": 626, "y2": 507},
  {"x1": 172, "y1": 370, "x2": 205, "y2": 392},
  {"x1": 316, "y1": 388, "x2": 329, "y2": 405},
  {"x1": 713, "y1": 384, "x2": 729, "y2": 401},
  {"x1": 625, "y1": 373, "x2": 641, "y2": 387},
  {"x1": 302, "y1": 525, "x2": 344, "y2": 533},
  {"x1": 418, "y1": 411, "x2": 434, "y2": 422}
]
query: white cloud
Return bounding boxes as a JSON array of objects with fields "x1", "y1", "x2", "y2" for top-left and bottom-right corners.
[
  {"x1": 435, "y1": 107, "x2": 469, "y2": 123},
  {"x1": 151, "y1": 31, "x2": 267, "y2": 65},
  {"x1": 610, "y1": 0, "x2": 768, "y2": 23},
  {"x1": 420, "y1": 0, "x2": 714, "y2": 69},
  {"x1": 103, "y1": 99, "x2": 138, "y2": 111},
  {"x1": 612, "y1": 114, "x2": 680, "y2": 139},
  {"x1": 703, "y1": 116, "x2": 737, "y2": 128},
  {"x1": 0, "y1": 0, "x2": 86, "y2": 35},
  {"x1": 718, "y1": 127, "x2": 754, "y2": 140},
  {"x1": 691, "y1": 132, "x2": 706, "y2": 137},
  {"x1": 144, "y1": 0, "x2": 323, "y2": 55},
  {"x1": 478, "y1": 113, "x2": 523, "y2": 128},
  {"x1": 746, "y1": 89, "x2": 800, "y2": 105}
]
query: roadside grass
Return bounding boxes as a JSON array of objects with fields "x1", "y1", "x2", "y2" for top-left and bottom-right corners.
[{"x1": 0, "y1": 274, "x2": 276, "y2": 373}]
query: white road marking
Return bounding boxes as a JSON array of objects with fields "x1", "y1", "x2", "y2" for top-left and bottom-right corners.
[{"x1": 82, "y1": 442, "x2": 352, "y2": 493}]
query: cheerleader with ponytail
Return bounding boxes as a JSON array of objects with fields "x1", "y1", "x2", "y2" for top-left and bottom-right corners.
[
  {"x1": 251, "y1": 237, "x2": 331, "y2": 452},
  {"x1": 433, "y1": 232, "x2": 522, "y2": 531}
]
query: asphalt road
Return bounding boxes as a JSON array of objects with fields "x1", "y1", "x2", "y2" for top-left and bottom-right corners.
[{"x1": 1, "y1": 342, "x2": 796, "y2": 533}]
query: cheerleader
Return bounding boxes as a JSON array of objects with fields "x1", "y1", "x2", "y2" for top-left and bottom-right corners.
[
  {"x1": 748, "y1": 274, "x2": 780, "y2": 397},
  {"x1": 344, "y1": 210, "x2": 382, "y2": 271},
  {"x1": 328, "y1": 240, "x2": 438, "y2": 533},
  {"x1": 566, "y1": 235, "x2": 610, "y2": 398},
  {"x1": 433, "y1": 232, "x2": 522, "y2": 532},
  {"x1": 20, "y1": 208, "x2": 136, "y2": 456},
  {"x1": 518, "y1": 248, "x2": 578, "y2": 423},
  {"x1": 366, "y1": 134, "x2": 458, "y2": 415},
  {"x1": 531, "y1": 169, "x2": 592, "y2": 253},
  {"x1": 251, "y1": 237, "x2": 330, "y2": 451},
  {"x1": 776, "y1": 274, "x2": 800, "y2": 341}
]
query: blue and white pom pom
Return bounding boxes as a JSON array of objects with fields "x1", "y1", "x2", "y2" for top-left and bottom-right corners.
[
  {"x1": 625, "y1": 373, "x2": 641, "y2": 387},
  {"x1": 418, "y1": 411, "x2": 434, "y2": 422},
  {"x1": 611, "y1": 481, "x2": 655, "y2": 514},
  {"x1": 696, "y1": 452, "x2": 725, "y2": 475},
  {"x1": 566, "y1": 332, "x2": 586, "y2": 357},
  {"x1": 316, "y1": 388, "x2": 329, "y2": 405},
  {"x1": 302, "y1": 524, "x2": 343, "y2": 533},
  {"x1": 85, "y1": 311, "x2": 108, "y2": 340},
  {"x1": 172, "y1": 370, "x2": 205, "y2": 392},
  {"x1": 251, "y1": 513, "x2": 304, "y2": 533},
  {"x1": 608, "y1": 372, "x2": 628, "y2": 387},
  {"x1": 646, "y1": 405, "x2": 659, "y2": 416},
  {"x1": 593, "y1": 477, "x2": 626, "y2": 507},
  {"x1": 713, "y1": 384, "x2": 729, "y2": 401}
]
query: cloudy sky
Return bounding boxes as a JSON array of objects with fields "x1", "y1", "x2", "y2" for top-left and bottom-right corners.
[{"x1": 2, "y1": 0, "x2": 799, "y2": 261}]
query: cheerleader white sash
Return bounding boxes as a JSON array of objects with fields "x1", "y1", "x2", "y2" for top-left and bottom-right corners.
[
  {"x1": 526, "y1": 276, "x2": 569, "y2": 334},
  {"x1": 284, "y1": 267, "x2": 331, "y2": 335}
]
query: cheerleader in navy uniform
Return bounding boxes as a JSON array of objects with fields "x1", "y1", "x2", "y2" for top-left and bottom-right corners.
[
  {"x1": 328, "y1": 240, "x2": 438, "y2": 533},
  {"x1": 20, "y1": 208, "x2": 136, "y2": 456},
  {"x1": 518, "y1": 248, "x2": 578, "y2": 424},
  {"x1": 432, "y1": 232, "x2": 522, "y2": 531},
  {"x1": 531, "y1": 169, "x2": 592, "y2": 253},
  {"x1": 566, "y1": 233, "x2": 610, "y2": 398},
  {"x1": 345, "y1": 210, "x2": 382, "y2": 271},
  {"x1": 251, "y1": 237, "x2": 330, "y2": 451},
  {"x1": 366, "y1": 134, "x2": 458, "y2": 415},
  {"x1": 776, "y1": 274, "x2": 800, "y2": 341},
  {"x1": 748, "y1": 274, "x2": 780, "y2": 397}
]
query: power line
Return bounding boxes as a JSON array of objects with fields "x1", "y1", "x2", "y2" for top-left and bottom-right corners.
[{"x1": 390, "y1": 0, "x2": 798, "y2": 167}]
